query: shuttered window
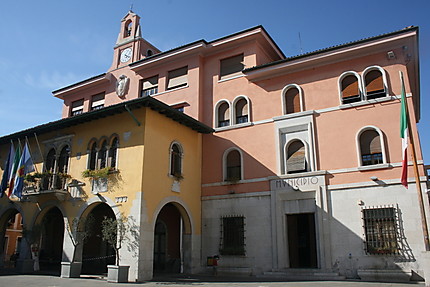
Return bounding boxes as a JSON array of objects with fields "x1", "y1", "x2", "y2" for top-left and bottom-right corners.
[
  {"x1": 142, "y1": 75, "x2": 158, "y2": 97},
  {"x1": 218, "y1": 102, "x2": 230, "y2": 127},
  {"x1": 167, "y1": 67, "x2": 188, "y2": 90},
  {"x1": 226, "y1": 150, "x2": 241, "y2": 181},
  {"x1": 360, "y1": 130, "x2": 383, "y2": 166},
  {"x1": 71, "y1": 99, "x2": 84, "y2": 116},
  {"x1": 285, "y1": 88, "x2": 301, "y2": 114},
  {"x1": 341, "y1": 75, "x2": 360, "y2": 104},
  {"x1": 220, "y1": 54, "x2": 244, "y2": 80},
  {"x1": 91, "y1": 93, "x2": 105, "y2": 110},
  {"x1": 235, "y1": 98, "x2": 248, "y2": 124},
  {"x1": 286, "y1": 141, "x2": 306, "y2": 173},
  {"x1": 365, "y1": 70, "x2": 385, "y2": 99}
]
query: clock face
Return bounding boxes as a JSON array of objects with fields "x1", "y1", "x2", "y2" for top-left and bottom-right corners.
[{"x1": 120, "y1": 48, "x2": 133, "y2": 63}]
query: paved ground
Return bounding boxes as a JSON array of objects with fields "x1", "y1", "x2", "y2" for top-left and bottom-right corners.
[{"x1": 0, "y1": 274, "x2": 425, "y2": 287}]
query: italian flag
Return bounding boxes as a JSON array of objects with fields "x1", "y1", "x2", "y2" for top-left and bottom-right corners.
[{"x1": 400, "y1": 72, "x2": 408, "y2": 188}]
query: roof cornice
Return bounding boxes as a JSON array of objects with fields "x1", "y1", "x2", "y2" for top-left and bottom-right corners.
[{"x1": 0, "y1": 96, "x2": 213, "y2": 144}]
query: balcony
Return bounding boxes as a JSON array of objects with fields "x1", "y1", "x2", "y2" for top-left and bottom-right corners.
[{"x1": 22, "y1": 172, "x2": 71, "y2": 201}]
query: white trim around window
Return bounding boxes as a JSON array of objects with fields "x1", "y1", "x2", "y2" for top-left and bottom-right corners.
[
  {"x1": 356, "y1": 125, "x2": 387, "y2": 167},
  {"x1": 232, "y1": 95, "x2": 251, "y2": 125},
  {"x1": 222, "y1": 147, "x2": 244, "y2": 182},
  {"x1": 281, "y1": 84, "x2": 304, "y2": 115},
  {"x1": 214, "y1": 99, "x2": 232, "y2": 128},
  {"x1": 338, "y1": 71, "x2": 363, "y2": 104},
  {"x1": 362, "y1": 66, "x2": 389, "y2": 99}
]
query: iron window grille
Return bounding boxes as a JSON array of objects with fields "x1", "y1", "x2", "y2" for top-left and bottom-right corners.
[
  {"x1": 362, "y1": 206, "x2": 399, "y2": 255},
  {"x1": 220, "y1": 215, "x2": 245, "y2": 255}
]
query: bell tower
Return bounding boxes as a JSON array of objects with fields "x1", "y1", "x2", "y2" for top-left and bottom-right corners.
[{"x1": 110, "y1": 10, "x2": 160, "y2": 71}]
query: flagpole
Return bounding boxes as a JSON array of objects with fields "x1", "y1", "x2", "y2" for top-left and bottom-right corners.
[
  {"x1": 33, "y1": 133, "x2": 45, "y2": 173},
  {"x1": 401, "y1": 71, "x2": 430, "y2": 251}
]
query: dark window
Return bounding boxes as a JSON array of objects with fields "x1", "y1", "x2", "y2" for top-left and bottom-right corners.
[
  {"x1": 360, "y1": 130, "x2": 383, "y2": 166},
  {"x1": 91, "y1": 93, "x2": 105, "y2": 110},
  {"x1": 46, "y1": 149, "x2": 56, "y2": 173},
  {"x1": 89, "y1": 142, "x2": 97, "y2": 170},
  {"x1": 58, "y1": 146, "x2": 70, "y2": 174},
  {"x1": 285, "y1": 87, "x2": 301, "y2": 114},
  {"x1": 341, "y1": 75, "x2": 361, "y2": 104},
  {"x1": 217, "y1": 102, "x2": 230, "y2": 127},
  {"x1": 146, "y1": 49, "x2": 153, "y2": 57},
  {"x1": 363, "y1": 207, "x2": 399, "y2": 255},
  {"x1": 226, "y1": 150, "x2": 241, "y2": 181},
  {"x1": 286, "y1": 141, "x2": 307, "y2": 174},
  {"x1": 235, "y1": 98, "x2": 248, "y2": 124},
  {"x1": 98, "y1": 140, "x2": 107, "y2": 169},
  {"x1": 220, "y1": 216, "x2": 245, "y2": 255},
  {"x1": 108, "y1": 137, "x2": 119, "y2": 168},
  {"x1": 220, "y1": 54, "x2": 244, "y2": 80},
  {"x1": 365, "y1": 70, "x2": 385, "y2": 99},
  {"x1": 170, "y1": 143, "x2": 182, "y2": 177},
  {"x1": 71, "y1": 99, "x2": 84, "y2": 116},
  {"x1": 141, "y1": 76, "x2": 158, "y2": 97},
  {"x1": 167, "y1": 67, "x2": 188, "y2": 90}
]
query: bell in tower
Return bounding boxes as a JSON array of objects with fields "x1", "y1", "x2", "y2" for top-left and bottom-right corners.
[{"x1": 110, "y1": 10, "x2": 160, "y2": 71}]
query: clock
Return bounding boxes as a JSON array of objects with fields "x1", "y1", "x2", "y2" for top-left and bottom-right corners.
[{"x1": 120, "y1": 47, "x2": 133, "y2": 63}]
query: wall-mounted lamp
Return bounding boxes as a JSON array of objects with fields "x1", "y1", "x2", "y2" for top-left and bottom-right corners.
[
  {"x1": 387, "y1": 51, "x2": 396, "y2": 60},
  {"x1": 370, "y1": 176, "x2": 378, "y2": 181}
]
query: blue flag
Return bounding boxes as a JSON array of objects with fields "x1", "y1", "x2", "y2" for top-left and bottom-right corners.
[
  {"x1": 12, "y1": 142, "x2": 35, "y2": 199},
  {"x1": 0, "y1": 143, "x2": 15, "y2": 197}
]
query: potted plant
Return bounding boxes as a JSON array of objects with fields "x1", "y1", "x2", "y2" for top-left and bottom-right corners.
[
  {"x1": 101, "y1": 213, "x2": 130, "y2": 283},
  {"x1": 82, "y1": 167, "x2": 118, "y2": 194},
  {"x1": 61, "y1": 216, "x2": 94, "y2": 278}
]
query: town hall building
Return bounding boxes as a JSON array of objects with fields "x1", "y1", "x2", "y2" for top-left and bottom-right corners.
[{"x1": 0, "y1": 10, "x2": 429, "y2": 283}]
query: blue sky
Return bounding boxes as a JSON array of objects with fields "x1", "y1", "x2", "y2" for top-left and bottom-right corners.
[{"x1": 0, "y1": 0, "x2": 429, "y2": 162}]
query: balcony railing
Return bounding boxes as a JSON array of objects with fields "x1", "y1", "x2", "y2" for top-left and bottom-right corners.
[{"x1": 23, "y1": 173, "x2": 70, "y2": 194}]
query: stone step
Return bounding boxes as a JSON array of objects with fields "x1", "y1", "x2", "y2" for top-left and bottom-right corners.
[{"x1": 260, "y1": 269, "x2": 346, "y2": 281}]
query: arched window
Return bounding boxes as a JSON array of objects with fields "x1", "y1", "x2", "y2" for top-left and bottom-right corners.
[
  {"x1": 281, "y1": 84, "x2": 303, "y2": 115},
  {"x1": 89, "y1": 142, "x2": 97, "y2": 170},
  {"x1": 45, "y1": 149, "x2": 56, "y2": 173},
  {"x1": 359, "y1": 129, "x2": 383, "y2": 166},
  {"x1": 170, "y1": 143, "x2": 183, "y2": 177},
  {"x1": 285, "y1": 87, "x2": 301, "y2": 114},
  {"x1": 98, "y1": 140, "x2": 108, "y2": 169},
  {"x1": 234, "y1": 97, "x2": 249, "y2": 124},
  {"x1": 286, "y1": 140, "x2": 307, "y2": 174},
  {"x1": 340, "y1": 73, "x2": 361, "y2": 104},
  {"x1": 217, "y1": 101, "x2": 230, "y2": 127},
  {"x1": 108, "y1": 137, "x2": 119, "y2": 169},
  {"x1": 58, "y1": 146, "x2": 70, "y2": 174},
  {"x1": 363, "y1": 67, "x2": 386, "y2": 100},
  {"x1": 225, "y1": 149, "x2": 242, "y2": 181}
]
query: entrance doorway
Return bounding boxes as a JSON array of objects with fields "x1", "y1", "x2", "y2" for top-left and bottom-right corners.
[
  {"x1": 287, "y1": 213, "x2": 317, "y2": 268},
  {"x1": 0, "y1": 209, "x2": 22, "y2": 269},
  {"x1": 153, "y1": 203, "x2": 183, "y2": 274},
  {"x1": 81, "y1": 203, "x2": 115, "y2": 275},
  {"x1": 39, "y1": 207, "x2": 64, "y2": 273}
]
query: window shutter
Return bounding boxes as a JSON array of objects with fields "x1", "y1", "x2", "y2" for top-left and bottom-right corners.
[
  {"x1": 219, "y1": 103, "x2": 230, "y2": 121},
  {"x1": 167, "y1": 67, "x2": 188, "y2": 89},
  {"x1": 342, "y1": 76, "x2": 359, "y2": 98},
  {"x1": 285, "y1": 88, "x2": 300, "y2": 114},
  {"x1": 226, "y1": 150, "x2": 241, "y2": 180},
  {"x1": 287, "y1": 141, "x2": 306, "y2": 173},
  {"x1": 361, "y1": 130, "x2": 381, "y2": 154},
  {"x1": 365, "y1": 70, "x2": 384, "y2": 94},
  {"x1": 143, "y1": 76, "x2": 158, "y2": 89},
  {"x1": 91, "y1": 93, "x2": 105, "y2": 109},
  {"x1": 71, "y1": 99, "x2": 84, "y2": 112},
  {"x1": 220, "y1": 54, "x2": 244, "y2": 80}
]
